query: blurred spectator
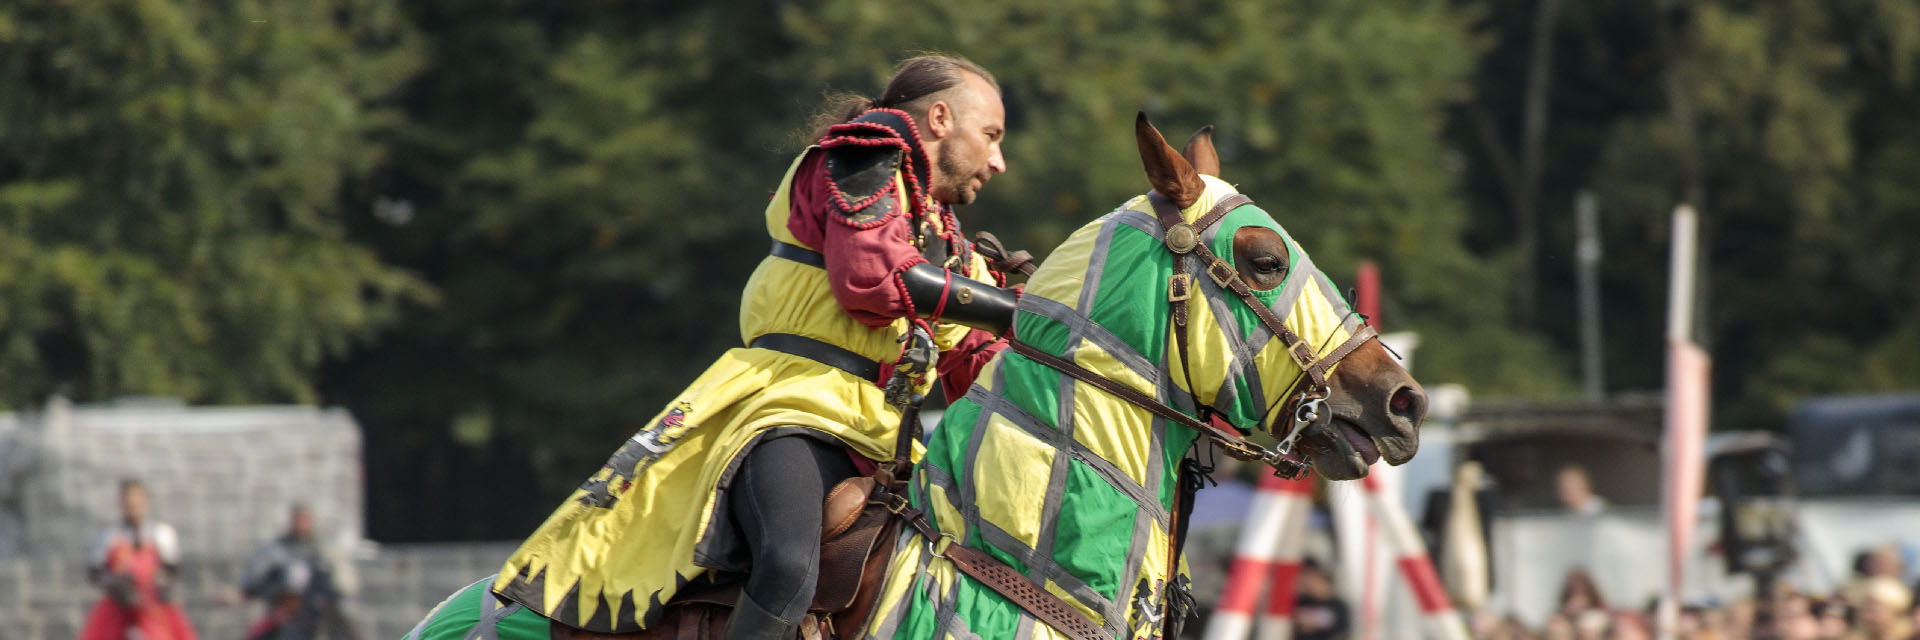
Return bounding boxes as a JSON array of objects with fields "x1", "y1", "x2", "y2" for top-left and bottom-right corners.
[
  {"x1": 1808, "y1": 598, "x2": 1852, "y2": 639},
  {"x1": 1677, "y1": 603, "x2": 1727, "y2": 640},
  {"x1": 1555, "y1": 569, "x2": 1609, "y2": 640},
  {"x1": 1291, "y1": 560, "x2": 1349, "y2": 640},
  {"x1": 241, "y1": 503, "x2": 359, "y2": 640},
  {"x1": 1543, "y1": 612, "x2": 1576, "y2": 640},
  {"x1": 1555, "y1": 464, "x2": 1607, "y2": 516},
  {"x1": 1847, "y1": 546, "x2": 1914, "y2": 610},
  {"x1": 1772, "y1": 592, "x2": 1820, "y2": 639},
  {"x1": 1725, "y1": 598, "x2": 1757, "y2": 639},
  {"x1": 1855, "y1": 577, "x2": 1912, "y2": 640},
  {"x1": 79, "y1": 478, "x2": 199, "y2": 640},
  {"x1": 1606, "y1": 610, "x2": 1650, "y2": 640}
]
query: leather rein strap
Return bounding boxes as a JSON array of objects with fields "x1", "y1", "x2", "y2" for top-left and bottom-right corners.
[{"x1": 1005, "y1": 339, "x2": 1277, "y2": 465}]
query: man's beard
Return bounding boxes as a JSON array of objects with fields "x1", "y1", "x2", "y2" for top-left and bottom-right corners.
[{"x1": 933, "y1": 144, "x2": 977, "y2": 205}]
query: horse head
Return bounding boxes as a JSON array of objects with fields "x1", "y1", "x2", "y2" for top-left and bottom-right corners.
[{"x1": 1121, "y1": 111, "x2": 1428, "y2": 476}]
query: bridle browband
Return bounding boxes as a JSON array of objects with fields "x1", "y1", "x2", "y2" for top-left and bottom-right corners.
[{"x1": 1007, "y1": 191, "x2": 1378, "y2": 478}]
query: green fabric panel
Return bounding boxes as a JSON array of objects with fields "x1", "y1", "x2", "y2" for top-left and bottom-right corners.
[
  {"x1": 920, "y1": 397, "x2": 984, "y2": 519},
  {"x1": 403, "y1": 579, "x2": 487, "y2": 640},
  {"x1": 1088, "y1": 224, "x2": 1168, "y2": 364},
  {"x1": 953, "y1": 575, "x2": 1028, "y2": 640},
  {"x1": 1050, "y1": 459, "x2": 1139, "y2": 601},
  {"x1": 1158, "y1": 423, "x2": 1200, "y2": 509},
  {"x1": 1017, "y1": 310, "x2": 1071, "y2": 353},
  {"x1": 406, "y1": 579, "x2": 550, "y2": 640},
  {"x1": 999, "y1": 357, "x2": 1061, "y2": 433}
]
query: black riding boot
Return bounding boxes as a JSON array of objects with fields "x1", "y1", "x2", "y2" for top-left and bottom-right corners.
[{"x1": 725, "y1": 593, "x2": 801, "y2": 640}]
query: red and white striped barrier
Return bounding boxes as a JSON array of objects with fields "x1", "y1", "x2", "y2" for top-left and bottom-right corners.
[
  {"x1": 1204, "y1": 473, "x2": 1314, "y2": 640},
  {"x1": 1359, "y1": 473, "x2": 1471, "y2": 640}
]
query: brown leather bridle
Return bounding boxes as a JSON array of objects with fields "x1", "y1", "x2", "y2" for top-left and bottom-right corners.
[{"x1": 1007, "y1": 191, "x2": 1379, "y2": 479}]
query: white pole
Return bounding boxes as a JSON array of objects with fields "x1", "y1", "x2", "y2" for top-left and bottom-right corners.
[
  {"x1": 1576, "y1": 191, "x2": 1604, "y2": 402},
  {"x1": 1659, "y1": 204, "x2": 1708, "y2": 640},
  {"x1": 1665, "y1": 205, "x2": 1697, "y2": 343}
]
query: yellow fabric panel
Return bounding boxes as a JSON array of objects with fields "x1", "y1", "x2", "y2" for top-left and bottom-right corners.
[
  {"x1": 973, "y1": 356, "x2": 1003, "y2": 394},
  {"x1": 741, "y1": 151, "x2": 912, "y2": 364},
  {"x1": 1130, "y1": 522, "x2": 1171, "y2": 637},
  {"x1": 1253, "y1": 278, "x2": 1354, "y2": 404},
  {"x1": 863, "y1": 543, "x2": 929, "y2": 639},
  {"x1": 926, "y1": 482, "x2": 967, "y2": 543},
  {"x1": 1030, "y1": 622, "x2": 1070, "y2": 640},
  {"x1": 764, "y1": 151, "x2": 810, "y2": 247},
  {"x1": 1043, "y1": 578, "x2": 1105, "y2": 627},
  {"x1": 1069, "y1": 342, "x2": 1152, "y2": 485},
  {"x1": 1167, "y1": 289, "x2": 1237, "y2": 408},
  {"x1": 494, "y1": 346, "x2": 913, "y2": 630},
  {"x1": 1021, "y1": 217, "x2": 1103, "y2": 311},
  {"x1": 973, "y1": 414, "x2": 1056, "y2": 549}
]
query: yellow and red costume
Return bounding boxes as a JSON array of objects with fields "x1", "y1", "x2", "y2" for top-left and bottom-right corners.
[{"x1": 490, "y1": 109, "x2": 1008, "y2": 633}]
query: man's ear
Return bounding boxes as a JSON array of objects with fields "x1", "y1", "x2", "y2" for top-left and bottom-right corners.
[{"x1": 926, "y1": 100, "x2": 953, "y2": 140}]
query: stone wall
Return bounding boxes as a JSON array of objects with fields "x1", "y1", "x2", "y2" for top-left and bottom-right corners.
[
  {"x1": 0, "y1": 541, "x2": 519, "y2": 639},
  {"x1": 0, "y1": 397, "x2": 364, "y2": 562},
  {"x1": 0, "y1": 398, "x2": 512, "y2": 639}
]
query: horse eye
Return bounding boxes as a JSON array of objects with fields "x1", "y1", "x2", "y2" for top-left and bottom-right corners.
[{"x1": 1252, "y1": 256, "x2": 1283, "y2": 273}]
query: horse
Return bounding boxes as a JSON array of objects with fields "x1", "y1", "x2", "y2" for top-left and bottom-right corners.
[{"x1": 404, "y1": 113, "x2": 1425, "y2": 640}]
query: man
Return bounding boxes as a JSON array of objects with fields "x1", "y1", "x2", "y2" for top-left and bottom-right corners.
[
  {"x1": 1555, "y1": 463, "x2": 1606, "y2": 516},
  {"x1": 79, "y1": 479, "x2": 198, "y2": 640},
  {"x1": 241, "y1": 504, "x2": 359, "y2": 640},
  {"x1": 488, "y1": 55, "x2": 1022, "y2": 639}
]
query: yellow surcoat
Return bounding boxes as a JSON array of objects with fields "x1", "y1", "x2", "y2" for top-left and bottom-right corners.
[{"x1": 492, "y1": 151, "x2": 989, "y2": 633}]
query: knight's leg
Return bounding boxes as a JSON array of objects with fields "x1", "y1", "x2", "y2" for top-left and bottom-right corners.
[{"x1": 725, "y1": 433, "x2": 858, "y2": 639}]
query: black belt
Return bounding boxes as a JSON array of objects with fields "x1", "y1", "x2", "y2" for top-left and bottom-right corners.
[
  {"x1": 770, "y1": 240, "x2": 825, "y2": 268},
  {"x1": 749, "y1": 333, "x2": 880, "y2": 382}
]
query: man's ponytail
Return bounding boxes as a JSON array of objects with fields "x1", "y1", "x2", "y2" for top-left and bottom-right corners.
[{"x1": 797, "y1": 54, "x2": 997, "y2": 147}]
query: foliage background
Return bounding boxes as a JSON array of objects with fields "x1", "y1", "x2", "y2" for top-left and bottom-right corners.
[{"x1": 2, "y1": 0, "x2": 1915, "y2": 540}]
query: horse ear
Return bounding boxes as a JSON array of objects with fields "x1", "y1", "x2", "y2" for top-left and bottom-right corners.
[
  {"x1": 1182, "y1": 126, "x2": 1221, "y2": 178},
  {"x1": 1136, "y1": 112, "x2": 1205, "y2": 209}
]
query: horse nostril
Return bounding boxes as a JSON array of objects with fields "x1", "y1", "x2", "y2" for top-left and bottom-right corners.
[{"x1": 1390, "y1": 386, "x2": 1425, "y2": 420}]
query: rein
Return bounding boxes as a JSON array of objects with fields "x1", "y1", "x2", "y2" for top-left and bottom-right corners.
[{"x1": 1007, "y1": 192, "x2": 1379, "y2": 479}]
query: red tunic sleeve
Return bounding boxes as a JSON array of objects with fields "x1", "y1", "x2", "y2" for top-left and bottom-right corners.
[
  {"x1": 787, "y1": 150, "x2": 929, "y2": 328},
  {"x1": 937, "y1": 329, "x2": 1007, "y2": 400}
]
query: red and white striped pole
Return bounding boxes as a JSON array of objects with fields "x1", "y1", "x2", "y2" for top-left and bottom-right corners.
[
  {"x1": 1204, "y1": 473, "x2": 1314, "y2": 640},
  {"x1": 1360, "y1": 473, "x2": 1471, "y2": 640},
  {"x1": 1254, "y1": 477, "x2": 1313, "y2": 640}
]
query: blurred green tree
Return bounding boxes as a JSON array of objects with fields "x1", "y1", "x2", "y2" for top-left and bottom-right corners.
[
  {"x1": 1589, "y1": 0, "x2": 1920, "y2": 426},
  {"x1": 325, "y1": 0, "x2": 1570, "y2": 540},
  {"x1": 0, "y1": 0, "x2": 428, "y2": 406}
]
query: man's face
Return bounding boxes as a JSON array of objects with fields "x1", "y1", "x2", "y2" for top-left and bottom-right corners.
[
  {"x1": 121, "y1": 487, "x2": 148, "y2": 524},
  {"x1": 1556, "y1": 468, "x2": 1590, "y2": 508},
  {"x1": 291, "y1": 507, "x2": 315, "y2": 540},
  {"x1": 928, "y1": 73, "x2": 1007, "y2": 206}
]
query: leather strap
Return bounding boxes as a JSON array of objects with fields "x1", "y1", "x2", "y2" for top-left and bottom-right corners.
[
  {"x1": 749, "y1": 333, "x2": 880, "y2": 382},
  {"x1": 897, "y1": 510, "x2": 1108, "y2": 640},
  {"x1": 771, "y1": 240, "x2": 826, "y2": 268},
  {"x1": 972, "y1": 231, "x2": 1037, "y2": 276},
  {"x1": 1006, "y1": 339, "x2": 1278, "y2": 465}
]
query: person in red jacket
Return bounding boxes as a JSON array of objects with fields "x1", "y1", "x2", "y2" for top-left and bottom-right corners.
[{"x1": 79, "y1": 478, "x2": 199, "y2": 640}]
